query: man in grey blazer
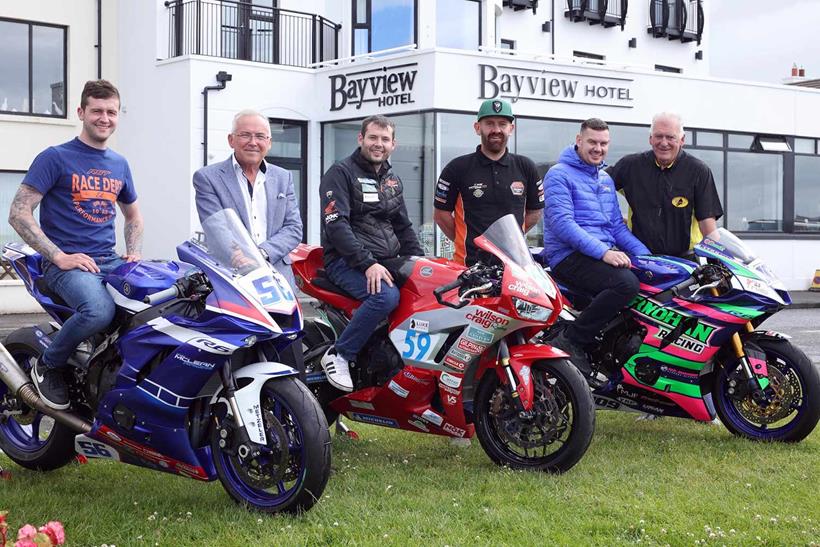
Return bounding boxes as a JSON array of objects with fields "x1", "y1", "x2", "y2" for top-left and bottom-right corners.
[{"x1": 193, "y1": 109, "x2": 304, "y2": 373}]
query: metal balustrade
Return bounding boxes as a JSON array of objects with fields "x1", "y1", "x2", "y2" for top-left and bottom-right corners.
[{"x1": 165, "y1": 0, "x2": 340, "y2": 68}]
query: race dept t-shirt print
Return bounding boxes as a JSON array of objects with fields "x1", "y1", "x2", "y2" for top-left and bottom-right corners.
[{"x1": 22, "y1": 137, "x2": 137, "y2": 257}]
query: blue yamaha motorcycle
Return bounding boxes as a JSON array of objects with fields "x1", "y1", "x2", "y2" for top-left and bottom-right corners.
[{"x1": 0, "y1": 209, "x2": 330, "y2": 513}]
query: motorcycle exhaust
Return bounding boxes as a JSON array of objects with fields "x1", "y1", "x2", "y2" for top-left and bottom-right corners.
[{"x1": 0, "y1": 343, "x2": 92, "y2": 434}]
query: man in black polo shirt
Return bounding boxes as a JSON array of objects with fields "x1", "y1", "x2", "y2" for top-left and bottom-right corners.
[
  {"x1": 433, "y1": 99, "x2": 543, "y2": 266},
  {"x1": 608, "y1": 112, "x2": 723, "y2": 258}
]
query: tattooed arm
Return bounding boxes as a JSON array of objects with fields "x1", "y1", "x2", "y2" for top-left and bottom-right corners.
[
  {"x1": 8, "y1": 184, "x2": 100, "y2": 272},
  {"x1": 118, "y1": 200, "x2": 144, "y2": 262}
]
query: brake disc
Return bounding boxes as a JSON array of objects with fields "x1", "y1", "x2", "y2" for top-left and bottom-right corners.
[{"x1": 737, "y1": 365, "x2": 799, "y2": 424}]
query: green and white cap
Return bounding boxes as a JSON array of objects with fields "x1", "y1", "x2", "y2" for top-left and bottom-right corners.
[{"x1": 477, "y1": 99, "x2": 514, "y2": 121}]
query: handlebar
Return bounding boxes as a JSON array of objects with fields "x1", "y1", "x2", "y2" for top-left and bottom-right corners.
[
  {"x1": 143, "y1": 284, "x2": 181, "y2": 305},
  {"x1": 434, "y1": 278, "x2": 465, "y2": 309}
]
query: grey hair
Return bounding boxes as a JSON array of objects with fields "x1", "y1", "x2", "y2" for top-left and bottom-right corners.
[
  {"x1": 650, "y1": 112, "x2": 684, "y2": 136},
  {"x1": 231, "y1": 109, "x2": 270, "y2": 134}
]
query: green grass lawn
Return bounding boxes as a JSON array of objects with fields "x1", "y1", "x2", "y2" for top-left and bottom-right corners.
[{"x1": 2, "y1": 412, "x2": 818, "y2": 546}]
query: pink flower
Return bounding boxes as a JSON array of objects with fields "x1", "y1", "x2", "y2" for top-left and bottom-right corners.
[
  {"x1": 15, "y1": 526, "x2": 36, "y2": 542},
  {"x1": 13, "y1": 540, "x2": 37, "y2": 547},
  {"x1": 40, "y1": 523, "x2": 64, "y2": 545}
]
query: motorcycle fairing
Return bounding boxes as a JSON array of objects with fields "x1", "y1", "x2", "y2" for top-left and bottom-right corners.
[
  {"x1": 209, "y1": 361, "x2": 298, "y2": 445},
  {"x1": 330, "y1": 371, "x2": 477, "y2": 439}
]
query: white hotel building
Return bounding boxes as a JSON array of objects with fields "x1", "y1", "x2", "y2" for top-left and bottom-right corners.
[{"x1": 1, "y1": 0, "x2": 819, "y2": 310}]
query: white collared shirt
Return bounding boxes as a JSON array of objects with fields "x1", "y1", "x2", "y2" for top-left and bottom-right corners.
[{"x1": 231, "y1": 155, "x2": 268, "y2": 245}]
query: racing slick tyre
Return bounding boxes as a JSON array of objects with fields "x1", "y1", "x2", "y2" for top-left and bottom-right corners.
[
  {"x1": 714, "y1": 337, "x2": 820, "y2": 443},
  {"x1": 475, "y1": 358, "x2": 595, "y2": 473},
  {"x1": 211, "y1": 377, "x2": 331, "y2": 513},
  {"x1": 0, "y1": 336, "x2": 76, "y2": 471}
]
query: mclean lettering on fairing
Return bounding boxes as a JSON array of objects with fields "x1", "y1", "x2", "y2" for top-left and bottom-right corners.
[{"x1": 479, "y1": 64, "x2": 634, "y2": 108}]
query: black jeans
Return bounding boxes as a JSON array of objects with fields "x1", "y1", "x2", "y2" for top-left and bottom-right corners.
[{"x1": 553, "y1": 251, "x2": 640, "y2": 345}]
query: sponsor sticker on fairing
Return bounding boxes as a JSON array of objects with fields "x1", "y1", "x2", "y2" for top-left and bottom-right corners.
[
  {"x1": 409, "y1": 318, "x2": 429, "y2": 332},
  {"x1": 421, "y1": 409, "x2": 444, "y2": 426},
  {"x1": 441, "y1": 384, "x2": 460, "y2": 396},
  {"x1": 445, "y1": 394, "x2": 458, "y2": 405},
  {"x1": 444, "y1": 355, "x2": 467, "y2": 371},
  {"x1": 349, "y1": 413, "x2": 399, "y2": 428},
  {"x1": 443, "y1": 423, "x2": 466, "y2": 437},
  {"x1": 439, "y1": 371, "x2": 462, "y2": 389},
  {"x1": 388, "y1": 380, "x2": 410, "y2": 398},
  {"x1": 457, "y1": 338, "x2": 486, "y2": 355},
  {"x1": 408, "y1": 418, "x2": 429, "y2": 432},
  {"x1": 466, "y1": 326, "x2": 493, "y2": 344},
  {"x1": 349, "y1": 400, "x2": 376, "y2": 411}
]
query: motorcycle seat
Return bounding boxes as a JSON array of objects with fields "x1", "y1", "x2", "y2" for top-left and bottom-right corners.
[
  {"x1": 34, "y1": 277, "x2": 69, "y2": 308},
  {"x1": 313, "y1": 269, "x2": 357, "y2": 300}
]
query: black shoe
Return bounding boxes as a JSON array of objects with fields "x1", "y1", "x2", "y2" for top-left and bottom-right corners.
[
  {"x1": 31, "y1": 356, "x2": 70, "y2": 410},
  {"x1": 549, "y1": 331, "x2": 593, "y2": 378}
]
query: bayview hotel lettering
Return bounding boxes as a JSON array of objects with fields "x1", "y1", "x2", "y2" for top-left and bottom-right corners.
[
  {"x1": 330, "y1": 63, "x2": 418, "y2": 111},
  {"x1": 479, "y1": 64, "x2": 634, "y2": 108}
]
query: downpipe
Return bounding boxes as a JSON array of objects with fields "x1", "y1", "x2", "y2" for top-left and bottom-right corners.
[{"x1": 0, "y1": 343, "x2": 92, "y2": 434}]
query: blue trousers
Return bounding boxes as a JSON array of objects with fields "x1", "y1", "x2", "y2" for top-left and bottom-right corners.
[
  {"x1": 42, "y1": 254, "x2": 125, "y2": 369},
  {"x1": 325, "y1": 258, "x2": 400, "y2": 361}
]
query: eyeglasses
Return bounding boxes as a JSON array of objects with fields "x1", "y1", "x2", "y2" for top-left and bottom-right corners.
[{"x1": 234, "y1": 132, "x2": 271, "y2": 142}]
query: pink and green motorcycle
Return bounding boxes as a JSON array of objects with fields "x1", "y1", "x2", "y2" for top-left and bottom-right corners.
[{"x1": 538, "y1": 228, "x2": 820, "y2": 442}]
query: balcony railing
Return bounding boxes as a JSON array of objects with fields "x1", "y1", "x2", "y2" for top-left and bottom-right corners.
[
  {"x1": 648, "y1": 0, "x2": 703, "y2": 44},
  {"x1": 165, "y1": 0, "x2": 340, "y2": 68},
  {"x1": 565, "y1": 0, "x2": 628, "y2": 30}
]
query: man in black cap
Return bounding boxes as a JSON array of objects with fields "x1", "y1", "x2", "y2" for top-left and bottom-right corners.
[{"x1": 433, "y1": 99, "x2": 543, "y2": 266}]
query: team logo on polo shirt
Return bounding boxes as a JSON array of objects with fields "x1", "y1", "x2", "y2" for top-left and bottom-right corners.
[
  {"x1": 510, "y1": 181, "x2": 525, "y2": 196},
  {"x1": 672, "y1": 196, "x2": 689, "y2": 207},
  {"x1": 468, "y1": 182, "x2": 486, "y2": 198}
]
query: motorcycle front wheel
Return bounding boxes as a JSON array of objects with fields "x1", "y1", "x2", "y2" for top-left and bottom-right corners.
[
  {"x1": 714, "y1": 337, "x2": 820, "y2": 443},
  {"x1": 0, "y1": 337, "x2": 76, "y2": 471},
  {"x1": 474, "y1": 358, "x2": 595, "y2": 473},
  {"x1": 211, "y1": 377, "x2": 331, "y2": 513}
]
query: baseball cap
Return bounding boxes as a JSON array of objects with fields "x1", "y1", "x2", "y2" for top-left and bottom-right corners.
[{"x1": 477, "y1": 99, "x2": 514, "y2": 121}]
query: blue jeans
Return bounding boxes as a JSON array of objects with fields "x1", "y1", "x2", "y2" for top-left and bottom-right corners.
[
  {"x1": 42, "y1": 254, "x2": 125, "y2": 369},
  {"x1": 325, "y1": 258, "x2": 400, "y2": 361}
]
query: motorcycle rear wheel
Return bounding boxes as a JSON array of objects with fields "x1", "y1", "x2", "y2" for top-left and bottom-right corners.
[
  {"x1": 714, "y1": 337, "x2": 820, "y2": 443},
  {"x1": 211, "y1": 377, "x2": 331, "y2": 513},
  {"x1": 0, "y1": 338, "x2": 76, "y2": 471},
  {"x1": 474, "y1": 359, "x2": 595, "y2": 473}
]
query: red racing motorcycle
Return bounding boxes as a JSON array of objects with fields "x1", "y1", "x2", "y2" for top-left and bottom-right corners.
[{"x1": 292, "y1": 215, "x2": 594, "y2": 472}]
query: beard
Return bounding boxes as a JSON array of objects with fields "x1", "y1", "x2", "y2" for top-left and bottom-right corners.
[{"x1": 481, "y1": 132, "x2": 507, "y2": 154}]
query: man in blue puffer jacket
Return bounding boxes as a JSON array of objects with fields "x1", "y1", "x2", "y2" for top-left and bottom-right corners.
[{"x1": 543, "y1": 118, "x2": 650, "y2": 377}]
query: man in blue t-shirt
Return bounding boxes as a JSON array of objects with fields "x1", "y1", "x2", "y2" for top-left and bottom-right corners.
[{"x1": 8, "y1": 80, "x2": 144, "y2": 410}]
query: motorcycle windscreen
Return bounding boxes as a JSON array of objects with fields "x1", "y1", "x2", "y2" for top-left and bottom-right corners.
[
  {"x1": 473, "y1": 214, "x2": 558, "y2": 302},
  {"x1": 697, "y1": 228, "x2": 786, "y2": 292},
  {"x1": 200, "y1": 209, "x2": 297, "y2": 317}
]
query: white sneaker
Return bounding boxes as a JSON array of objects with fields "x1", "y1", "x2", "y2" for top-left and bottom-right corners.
[{"x1": 320, "y1": 347, "x2": 354, "y2": 392}]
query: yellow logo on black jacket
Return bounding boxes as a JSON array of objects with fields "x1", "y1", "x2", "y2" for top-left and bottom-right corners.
[{"x1": 672, "y1": 196, "x2": 689, "y2": 208}]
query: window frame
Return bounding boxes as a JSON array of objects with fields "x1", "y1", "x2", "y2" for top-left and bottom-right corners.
[
  {"x1": 0, "y1": 16, "x2": 68, "y2": 119},
  {"x1": 351, "y1": 0, "x2": 418, "y2": 55}
]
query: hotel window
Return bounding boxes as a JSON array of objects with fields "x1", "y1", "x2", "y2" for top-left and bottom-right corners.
[
  {"x1": 794, "y1": 155, "x2": 820, "y2": 232},
  {"x1": 437, "y1": 0, "x2": 480, "y2": 50},
  {"x1": 352, "y1": 0, "x2": 416, "y2": 55},
  {"x1": 727, "y1": 151, "x2": 783, "y2": 232},
  {"x1": 0, "y1": 18, "x2": 66, "y2": 117}
]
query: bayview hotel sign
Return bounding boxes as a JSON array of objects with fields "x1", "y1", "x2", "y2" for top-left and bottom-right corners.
[
  {"x1": 329, "y1": 63, "x2": 418, "y2": 111},
  {"x1": 479, "y1": 64, "x2": 634, "y2": 108}
]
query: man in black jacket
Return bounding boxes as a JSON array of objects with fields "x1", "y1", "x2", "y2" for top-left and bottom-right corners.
[{"x1": 319, "y1": 115, "x2": 423, "y2": 391}]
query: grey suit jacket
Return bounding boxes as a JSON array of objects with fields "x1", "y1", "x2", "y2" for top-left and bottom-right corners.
[{"x1": 193, "y1": 156, "x2": 303, "y2": 288}]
